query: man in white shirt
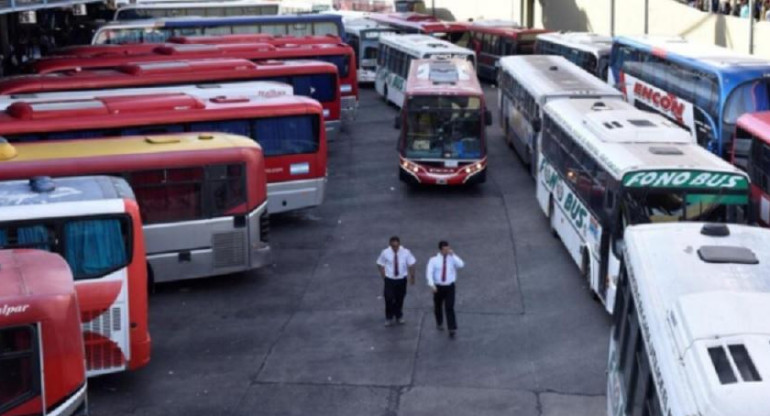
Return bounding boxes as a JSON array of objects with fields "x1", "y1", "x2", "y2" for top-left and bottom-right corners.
[
  {"x1": 425, "y1": 241, "x2": 464, "y2": 338},
  {"x1": 376, "y1": 236, "x2": 416, "y2": 326}
]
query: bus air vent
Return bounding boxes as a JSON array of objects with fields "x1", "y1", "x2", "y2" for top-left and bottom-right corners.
[
  {"x1": 708, "y1": 345, "x2": 762, "y2": 384},
  {"x1": 697, "y1": 245, "x2": 758, "y2": 264},
  {"x1": 591, "y1": 101, "x2": 609, "y2": 111},
  {"x1": 628, "y1": 119, "x2": 656, "y2": 127},
  {"x1": 429, "y1": 62, "x2": 459, "y2": 84},
  {"x1": 145, "y1": 136, "x2": 181, "y2": 144},
  {"x1": 648, "y1": 146, "x2": 683, "y2": 155},
  {"x1": 29, "y1": 176, "x2": 55, "y2": 193},
  {"x1": 549, "y1": 66, "x2": 559, "y2": 71},
  {"x1": 700, "y1": 223, "x2": 730, "y2": 237}
]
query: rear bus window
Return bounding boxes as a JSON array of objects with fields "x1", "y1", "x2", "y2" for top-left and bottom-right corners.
[
  {"x1": 253, "y1": 115, "x2": 319, "y2": 156},
  {"x1": 0, "y1": 326, "x2": 39, "y2": 414}
]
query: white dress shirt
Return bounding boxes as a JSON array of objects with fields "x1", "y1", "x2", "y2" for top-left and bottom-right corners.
[
  {"x1": 376, "y1": 246, "x2": 416, "y2": 279},
  {"x1": 426, "y1": 252, "x2": 464, "y2": 287}
]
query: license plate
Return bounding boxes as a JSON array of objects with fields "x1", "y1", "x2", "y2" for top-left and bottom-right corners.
[{"x1": 436, "y1": 178, "x2": 447, "y2": 185}]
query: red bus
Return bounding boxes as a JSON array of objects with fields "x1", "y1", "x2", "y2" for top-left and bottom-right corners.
[
  {"x1": 368, "y1": 12, "x2": 469, "y2": 47},
  {"x1": 0, "y1": 249, "x2": 87, "y2": 416},
  {"x1": 0, "y1": 92, "x2": 326, "y2": 215},
  {"x1": 0, "y1": 176, "x2": 150, "y2": 378},
  {"x1": 733, "y1": 111, "x2": 770, "y2": 227},
  {"x1": 1, "y1": 58, "x2": 342, "y2": 140},
  {"x1": 36, "y1": 40, "x2": 359, "y2": 123},
  {"x1": 0, "y1": 133, "x2": 271, "y2": 285},
  {"x1": 467, "y1": 20, "x2": 549, "y2": 81},
  {"x1": 396, "y1": 59, "x2": 491, "y2": 185}
]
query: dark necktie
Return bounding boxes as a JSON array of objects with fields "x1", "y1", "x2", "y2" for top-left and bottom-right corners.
[
  {"x1": 394, "y1": 250, "x2": 399, "y2": 277},
  {"x1": 441, "y1": 255, "x2": 447, "y2": 283}
]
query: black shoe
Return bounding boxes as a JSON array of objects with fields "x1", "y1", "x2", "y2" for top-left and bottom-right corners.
[{"x1": 449, "y1": 330, "x2": 456, "y2": 339}]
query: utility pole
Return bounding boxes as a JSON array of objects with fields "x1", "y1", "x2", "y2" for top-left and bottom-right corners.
[
  {"x1": 432, "y1": 0, "x2": 435, "y2": 17},
  {"x1": 749, "y1": 0, "x2": 755, "y2": 53},
  {"x1": 644, "y1": 0, "x2": 649, "y2": 34},
  {"x1": 610, "y1": 0, "x2": 616, "y2": 36}
]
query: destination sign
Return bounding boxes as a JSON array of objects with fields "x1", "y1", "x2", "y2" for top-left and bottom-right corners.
[{"x1": 622, "y1": 170, "x2": 749, "y2": 190}]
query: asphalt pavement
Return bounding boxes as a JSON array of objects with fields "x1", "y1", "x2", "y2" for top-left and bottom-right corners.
[{"x1": 88, "y1": 85, "x2": 613, "y2": 416}]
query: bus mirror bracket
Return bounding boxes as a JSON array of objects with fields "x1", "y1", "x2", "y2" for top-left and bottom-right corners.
[{"x1": 394, "y1": 116, "x2": 401, "y2": 130}]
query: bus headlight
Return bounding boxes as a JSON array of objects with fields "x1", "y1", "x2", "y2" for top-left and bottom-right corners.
[
  {"x1": 464, "y1": 163, "x2": 483, "y2": 174},
  {"x1": 401, "y1": 160, "x2": 419, "y2": 173}
]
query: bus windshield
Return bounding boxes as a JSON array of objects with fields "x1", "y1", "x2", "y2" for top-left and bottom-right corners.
[
  {"x1": 623, "y1": 189, "x2": 748, "y2": 224},
  {"x1": 404, "y1": 95, "x2": 483, "y2": 160},
  {"x1": 723, "y1": 78, "x2": 770, "y2": 140}
]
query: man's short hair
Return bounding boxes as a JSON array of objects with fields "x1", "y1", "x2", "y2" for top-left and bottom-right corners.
[
  {"x1": 390, "y1": 236, "x2": 400, "y2": 244},
  {"x1": 438, "y1": 240, "x2": 449, "y2": 250}
]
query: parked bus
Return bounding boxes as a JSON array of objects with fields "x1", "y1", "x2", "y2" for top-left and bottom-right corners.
[
  {"x1": 91, "y1": 14, "x2": 345, "y2": 45},
  {"x1": 113, "y1": 0, "x2": 279, "y2": 20},
  {"x1": 608, "y1": 35, "x2": 770, "y2": 158},
  {"x1": 0, "y1": 92, "x2": 325, "y2": 215},
  {"x1": 333, "y1": 0, "x2": 392, "y2": 12},
  {"x1": 608, "y1": 222, "x2": 770, "y2": 416},
  {"x1": 368, "y1": 12, "x2": 468, "y2": 46},
  {"x1": 497, "y1": 55, "x2": 623, "y2": 176},
  {"x1": 376, "y1": 34, "x2": 475, "y2": 107},
  {"x1": 0, "y1": 133, "x2": 271, "y2": 283},
  {"x1": 0, "y1": 249, "x2": 88, "y2": 416},
  {"x1": 0, "y1": 176, "x2": 150, "y2": 378},
  {"x1": 538, "y1": 97, "x2": 749, "y2": 312},
  {"x1": 733, "y1": 111, "x2": 770, "y2": 227},
  {"x1": 344, "y1": 19, "x2": 396, "y2": 83},
  {"x1": 396, "y1": 59, "x2": 490, "y2": 185},
  {"x1": 467, "y1": 20, "x2": 548, "y2": 81},
  {"x1": 35, "y1": 40, "x2": 360, "y2": 123},
  {"x1": 534, "y1": 32, "x2": 611, "y2": 80},
  {"x1": 0, "y1": 59, "x2": 341, "y2": 139}
]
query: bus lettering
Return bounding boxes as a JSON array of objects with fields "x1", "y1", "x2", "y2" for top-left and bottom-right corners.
[
  {"x1": 633, "y1": 82, "x2": 684, "y2": 123},
  {"x1": 623, "y1": 171, "x2": 748, "y2": 190},
  {"x1": 564, "y1": 193, "x2": 588, "y2": 228},
  {"x1": 1, "y1": 303, "x2": 30, "y2": 317}
]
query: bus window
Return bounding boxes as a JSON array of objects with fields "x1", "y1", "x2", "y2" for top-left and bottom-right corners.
[
  {"x1": 260, "y1": 23, "x2": 287, "y2": 35},
  {"x1": 233, "y1": 24, "x2": 262, "y2": 35},
  {"x1": 204, "y1": 26, "x2": 234, "y2": 36},
  {"x1": 122, "y1": 124, "x2": 184, "y2": 136},
  {"x1": 63, "y1": 219, "x2": 129, "y2": 279},
  {"x1": 189, "y1": 120, "x2": 250, "y2": 137},
  {"x1": 723, "y1": 80, "x2": 770, "y2": 147},
  {"x1": 0, "y1": 326, "x2": 37, "y2": 410},
  {"x1": 0, "y1": 224, "x2": 52, "y2": 251},
  {"x1": 130, "y1": 168, "x2": 205, "y2": 223},
  {"x1": 253, "y1": 115, "x2": 318, "y2": 156},
  {"x1": 290, "y1": 23, "x2": 312, "y2": 37},
  {"x1": 314, "y1": 22, "x2": 338, "y2": 36},
  {"x1": 208, "y1": 164, "x2": 247, "y2": 216},
  {"x1": 292, "y1": 75, "x2": 336, "y2": 102}
]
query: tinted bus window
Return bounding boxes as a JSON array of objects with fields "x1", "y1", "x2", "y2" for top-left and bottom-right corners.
[
  {"x1": 0, "y1": 326, "x2": 38, "y2": 413},
  {"x1": 254, "y1": 115, "x2": 318, "y2": 156}
]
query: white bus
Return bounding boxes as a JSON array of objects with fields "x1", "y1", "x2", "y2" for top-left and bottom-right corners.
[
  {"x1": 538, "y1": 97, "x2": 750, "y2": 312},
  {"x1": 0, "y1": 80, "x2": 293, "y2": 109},
  {"x1": 497, "y1": 55, "x2": 623, "y2": 176},
  {"x1": 608, "y1": 222, "x2": 770, "y2": 416},
  {"x1": 375, "y1": 34, "x2": 476, "y2": 108},
  {"x1": 113, "y1": 0, "x2": 279, "y2": 21},
  {"x1": 344, "y1": 18, "x2": 396, "y2": 83},
  {"x1": 534, "y1": 32, "x2": 612, "y2": 80}
]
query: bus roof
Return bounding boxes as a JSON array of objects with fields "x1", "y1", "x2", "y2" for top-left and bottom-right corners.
[
  {"x1": 379, "y1": 34, "x2": 474, "y2": 58},
  {"x1": 544, "y1": 98, "x2": 743, "y2": 179},
  {"x1": 736, "y1": 111, "x2": 770, "y2": 142},
  {"x1": 499, "y1": 55, "x2": 622, "y2": 102},
  {"x1": 406, "y1": 59, "x2": 481, "y2": 97},
  {"x1": 33, "y1": 42, "x2": 353, "y2": 74},
  {"x1": 368, "y1": 12, "x2": 468, "y2": 33},
  {"x1": 467, "y1": 20, "x2": 548, "y2": 37},
  {"x1": 536, "y1": 31, "x2": 612, "y2": 54},
  {"x1": 615, "y1": 35, "x2": 770, "y2": 72},
  {"x1": 0, "y1": 249, "x2": 74, "y2": 302},
  {"x1": 624, "y1": 222, "x2": 770, "y2": 415},
  {"x1": 0, "y1": 59, "x2": 334, "y2": 96},
  {"x1": 0, "y1": 176, "x2": 134, "y2": 207},
  {"x1": 344, "y1": 19, "x2": 396, "y2": 35},
  {"x1": 115, "y1": 0, "x2": 278, "y2": 11},
  {"x1": 0, "y1": 93, "x2": 321, "y2": 135},
  {"x1": 98, "y1": 12, "x2": 343, "y2": 29},
  {"x1": 167, "y1": 34, "x2": 342, "y2": 46}
]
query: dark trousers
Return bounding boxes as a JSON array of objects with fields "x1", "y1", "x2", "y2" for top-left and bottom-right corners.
[
  {"x1": 433, "y1": 283, "x2": 456, "y2": 330},
  {"x1": 383, "y1": 277, "x2": 407, "y2": 320}
]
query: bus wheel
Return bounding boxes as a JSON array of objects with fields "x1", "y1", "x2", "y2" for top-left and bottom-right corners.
[
  {"x1": 548, "y1": 198, "x2": 558, "y2": 239},
  {"x1": 581, "y1": 250, "x2": 600, "y2": 302},
  {"x1": 147, "y1": 265, "x2": 156, "y2": 296}
]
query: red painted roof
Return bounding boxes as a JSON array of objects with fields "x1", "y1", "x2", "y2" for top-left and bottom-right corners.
[
  {"x1": 0, "y1": 249, "x2": 74, "y2": 300},
  {"x1": 0, "y1": 59, "x2": 336, "y2": 95},
  {"x1": 369, "y1": 12, "x2": 468, "y2": 33},
  {"x1": 737, "y1": 111, "x2": 770, "y2": 144}
]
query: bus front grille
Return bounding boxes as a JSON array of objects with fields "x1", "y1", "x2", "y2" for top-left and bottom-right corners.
[
  {"x1": 213, "y1": 231, "x2": 247, "y2": 268},
  {"x1": 82, "y1": 306, "x2": 125, "y2": 372}
]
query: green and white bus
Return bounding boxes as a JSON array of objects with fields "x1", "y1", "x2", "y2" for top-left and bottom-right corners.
[
  {"x1": 375, "y1": 34, "x2": 475, "y2": 108},
  {"x1": 537, "y1": 97, "x2": 750, "y2": 312},
  {"x1": 609, "y1": 222, "x2": 770, "y2": 416}
]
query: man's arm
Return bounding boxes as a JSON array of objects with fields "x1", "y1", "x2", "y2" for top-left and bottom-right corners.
[
  {"x1": 425, "y1": 258, "x2": 436, "y2": 292},
  {"x1": 451, "y1": 252, "x2": 465, "y2": 269},
  {"x1": 407, "y1": 251, "x2": 417, "y2": 284},
  {"x1": 376, "y1": 251, "x2": 388, "y2": 278}
]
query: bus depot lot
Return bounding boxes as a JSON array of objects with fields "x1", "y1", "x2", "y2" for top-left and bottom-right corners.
[{"x1": 88, "y1": 86, "x2": 611, "y2": 416}]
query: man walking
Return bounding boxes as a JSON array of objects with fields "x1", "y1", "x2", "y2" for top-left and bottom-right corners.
[
  {"x1": 426, "y1": 241, "x2": 464, "y2": 338},
  {"x1": 376, "y1": 236, "x2": 416, "y2": 326}
]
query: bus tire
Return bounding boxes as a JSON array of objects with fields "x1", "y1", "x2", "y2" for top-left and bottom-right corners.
[
  {"x1": 147, "y1": 265, "x2": 156, "y2": 295},
  {"x1": 581, "y1": 249, "x2": 600, "y2": 302},
  {"x1": 548, "y1": 198, "x2": 559, "y2": 239}
]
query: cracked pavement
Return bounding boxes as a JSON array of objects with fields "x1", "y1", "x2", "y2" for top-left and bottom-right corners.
[{"x1": 88, "y1": 85, "x2": 612, "y2": 416}]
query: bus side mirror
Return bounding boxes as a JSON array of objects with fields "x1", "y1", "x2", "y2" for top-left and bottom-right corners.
[
  {"x1": 532, "y1": 118, "x2": 542, "y2": 133},
  {"x1": 612, "y1": 238, "x2": 625, "y2": 258},
  {"x1": 485, "y1": 109, "x2": 492, "y2": 126},
  {"x1": 394, "y1": 116, "x2": 401, "y2": 130}
]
